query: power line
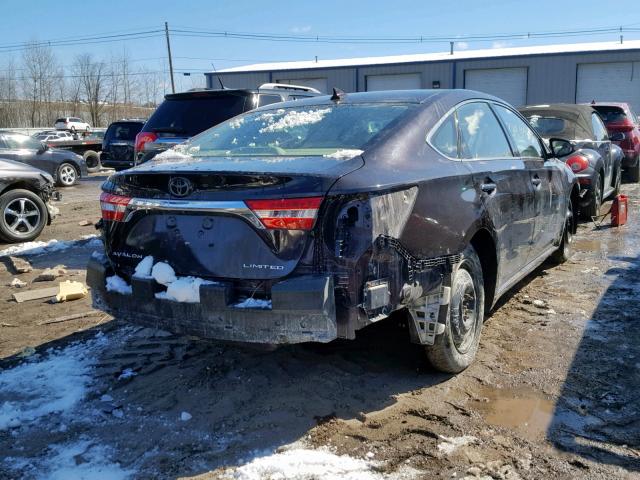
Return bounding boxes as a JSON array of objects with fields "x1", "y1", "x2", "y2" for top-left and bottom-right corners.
[{"x1": 168, "y1": 24, "x2": 640, "y2": 45}]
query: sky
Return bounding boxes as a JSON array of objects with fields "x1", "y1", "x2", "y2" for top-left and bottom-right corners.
[{"x1": 2, "y1": 0, "x2": 640, "y2": 92}]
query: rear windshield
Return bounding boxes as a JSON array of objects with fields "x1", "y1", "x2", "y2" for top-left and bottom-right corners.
[
  {"x1": 181, "y1": 103, "x2": 414, "y2": 158},
  {"x1": 525, "y1": 116, "x2": 566, "y2": 136},
  {"x1": 592, "y1": 106, "x2": 629, "y2": 124},
  {"x1": 105, "y1": 122, "x2": 143, "y2": 142},
  {"x1": 55, "y1": 118, "x2": 66, "y2": 123},
  {"x1": 144, "y1": 94, "x2": 248, "y2": 138}
]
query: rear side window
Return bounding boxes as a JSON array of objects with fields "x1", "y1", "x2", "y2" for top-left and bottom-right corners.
[
  {"x1": 494, "y1": 105, "x2": 543, "y2": 158},
  {"x1": 145, "y1": 95, "x2": 248, "y2": 137},
  {"x1": 70, "y1": 117, "x2": 82, "y2": 122},
  {"x1": 105, "y1": 122, "x2": 144, "y2": 142},
  {"x1": 258, "y1": 94, "x2": 282, "y2": 107},
  {"x1": 591, "y1": 113, "x2": 608, "y2": 141},
  {"x1": 457, "y1": 102, "x2": 513, "y2": 159},
  {"x1": 431, "y1": 114, "x2": 458, "y2": 158}
]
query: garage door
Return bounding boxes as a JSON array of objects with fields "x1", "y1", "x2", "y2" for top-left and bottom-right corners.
[
  {"x1": 277, "y1": 78, "x2": 328, "y2": 93},
  {"x1": 366, "y1": 73, "x2": 422, "y2": 91},
  {"x1": 465, "y1": 68, "x2": 528, "y2": 107},
  {"x1": 576, "y1": 62, "x2": 640, "y2": 112}
]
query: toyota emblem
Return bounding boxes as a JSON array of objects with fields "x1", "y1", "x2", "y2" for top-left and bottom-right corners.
[{"x1": 168, "y1": 177, "x2": 192, "y2": 197}]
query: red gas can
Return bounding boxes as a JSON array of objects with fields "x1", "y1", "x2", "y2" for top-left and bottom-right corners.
[{"x1": 611, "y1": 194, "x2": 628, "y2": 227}]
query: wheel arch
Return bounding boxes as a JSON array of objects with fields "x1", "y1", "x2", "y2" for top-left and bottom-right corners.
[{"x1": 468, "y1": 227, "x2": 498, "y2": 314}]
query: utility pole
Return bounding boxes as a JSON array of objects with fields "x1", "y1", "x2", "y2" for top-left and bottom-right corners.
[{"x1": 165, "y1": 22, "x2": 175, "y2": 93}]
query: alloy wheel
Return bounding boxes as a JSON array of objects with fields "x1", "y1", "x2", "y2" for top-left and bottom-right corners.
[
  {"x1": 4, "y1": 198, "x2": 41, "y2": 236},
  {"x1": 59, "y1": 164, "x2": 77, "y2": 186}
]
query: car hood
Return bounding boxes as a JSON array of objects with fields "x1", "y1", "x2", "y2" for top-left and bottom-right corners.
[
  {"x1": 0, "y1": 157, "x2": 49, "y2": 175},
  {"x1": 125, "y1": 152, "x2": 365, "y2": 177}
]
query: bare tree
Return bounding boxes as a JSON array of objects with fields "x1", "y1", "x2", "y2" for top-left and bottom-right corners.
[
  {"x1": 0, "y1": 57, "x2": 19, "y2": 127},
  {"x1": 72, "y1": 53, "x2": 107, "y2": 126},
  {"x1": 21, "y1": 42, "x2": 59, "y2": 127}
]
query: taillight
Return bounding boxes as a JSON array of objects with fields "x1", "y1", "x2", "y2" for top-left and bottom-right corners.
[
  {"x1": 135, "y1": 132, "x2": 157, "y2": 153},
  {"x1": 246, "y1": 197, "x2": 323, "y2": 230},
  {"x1": 566, "y1": 154, "x2": 589, "y2": 173},
  {"x1": 100, "y1": 192, "x2": 131, "y2": 222}
]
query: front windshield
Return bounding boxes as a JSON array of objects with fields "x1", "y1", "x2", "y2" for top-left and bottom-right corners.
[{"x1": 182, "y1": 103, "x2": 414, "y2": 158}]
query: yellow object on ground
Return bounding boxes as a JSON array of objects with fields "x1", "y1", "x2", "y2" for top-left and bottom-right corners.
[{"x1": 55, "y1": 280, "x2": 88, "y2": 302}]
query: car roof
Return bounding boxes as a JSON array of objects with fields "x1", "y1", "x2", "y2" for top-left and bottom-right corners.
[
  {"x1": 519, "y1": 103, "x2": 595, "y2": 139},
  {"x1": 255, "y1": 89, "x2": 506, "y2": 110}
]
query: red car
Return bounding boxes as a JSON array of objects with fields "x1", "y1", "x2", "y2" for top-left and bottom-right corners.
[{"x1": 590, "y1": 102, "x2": 640, "y2": 182}]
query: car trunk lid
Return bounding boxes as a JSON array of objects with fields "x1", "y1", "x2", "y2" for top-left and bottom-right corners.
[{"x1": 101, "y1": 154, "x2": 363, "y2": 281}]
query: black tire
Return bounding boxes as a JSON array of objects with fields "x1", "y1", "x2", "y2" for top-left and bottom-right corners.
[
  {"x1": 627, "y1": 156, "x2": 640, "y2": 183},
  {"x1": 582, "y1": 171, "x2": 602, "y2": 219},
  {"x1": 551, "y1": 197, "x2": 574, "y2": 264},
  {"x1": 0, "y1": 189, "x2": 48, "y2": 243},
  {"x1": 425, "y1": 245, "x2": 485, "y2": 373},
  {"x1": 83, "y1": 150, "x2": 101, "y2": 173},
  {"x1": 56, "y1": 162, "x2": 78, "y2": 187}
]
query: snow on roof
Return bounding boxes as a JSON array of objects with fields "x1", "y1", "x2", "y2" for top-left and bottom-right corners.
[{"x1": 216, "y1": 39, "x2": 640, "y2": 74}]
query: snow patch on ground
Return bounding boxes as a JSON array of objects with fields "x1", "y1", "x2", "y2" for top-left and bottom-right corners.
[
  {"x1": 0, "y1": 235, "x2": 101, "y2": 257},
  {"x1": 151, "y1": 262, "x2": 177, "y2": 286},
  {"x1": 234, "y1": 298, "x2": 273, "y2": 309},
  {"x1": 106, "y1": 275, "x2": 132, "y2": 295},
  {"x1": 230, "y1": 447, "x2": 384, "y2": 480},
  {"x1": 0, "y1": 334, "x2": 108, "y2": 431},
  {"x1": 323, "y1": 149, "x2": 364, "y2": 160},
  {"x1": 10, "y1": 439, "x2": 135, "y2": 480},
  {"x1": 437, "y1": 435, "x2": 478, "y2": 455},
  {"x1": 259, "y1": 108, "x2": 331, "y2": 133}
]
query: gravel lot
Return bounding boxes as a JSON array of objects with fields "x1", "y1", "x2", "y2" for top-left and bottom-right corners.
[{"x1": 0, "y1": 175, "x2": 638, "y2": 479}]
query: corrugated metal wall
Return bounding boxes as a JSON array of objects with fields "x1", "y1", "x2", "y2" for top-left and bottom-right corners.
[{"x1": 208, "y1": 48, "x2": 640, "y2": 105}]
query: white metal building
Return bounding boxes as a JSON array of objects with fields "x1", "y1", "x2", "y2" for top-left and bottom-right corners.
[{"x1": 206, "y1": 40, "x2": 640, "y2": 110}]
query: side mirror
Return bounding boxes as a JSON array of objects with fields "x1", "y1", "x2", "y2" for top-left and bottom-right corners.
[
  {"x1": 549, "y1": 138, "x2": 574, "y2": 158},
  {"x1": 37, "y1": 143, "x2": 48, "y2": 153},
  {"x1": 610, "y1": 132, "x2": 625, "y2": 142}
]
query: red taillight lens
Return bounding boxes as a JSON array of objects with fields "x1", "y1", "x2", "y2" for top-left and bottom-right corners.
[
  {"x1": 566, "y1": 154, "x2": 589, "y2": 173},
  {"x1": 135, "y1": 132, "x2": 157, "y2": 153},
  {"x1": 100, "y1": 192, "x2": 131, "y2": 222},
  {"x1": 246, "y1": 197, "x2": 323, "y2": 230}
]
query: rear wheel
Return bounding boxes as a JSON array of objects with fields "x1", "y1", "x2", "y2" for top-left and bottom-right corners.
[
  {"x1": 425, "y1": 245, "x2": 485, "y2": 373},
  {"x1": 57, "y1": 162, "x2": 78, "y2": 187},
  {"x1": 83, "y1": 150, "x2": 101, "y2": 173},
  {"x1": 0, "y1": 189, "x2": 47, "y2": 243},
  {"x1": 551, "y1": 197, "x2": 574, "y2": 264},
  {"x1": 582, "y1": 171, "x2": 602, "y2": 219}
]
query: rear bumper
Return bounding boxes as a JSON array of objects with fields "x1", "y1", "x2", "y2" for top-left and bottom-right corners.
[
  {"x1": 101, "y1": 158, "x2": 135, "y2": 169},
  {"x1": 86, "y1": 257, "x2": 338, "y2": 344}
]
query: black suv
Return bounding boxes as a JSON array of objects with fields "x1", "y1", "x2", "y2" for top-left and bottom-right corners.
[
  {"x1": 101, "y1": 119, "x2": 146, "y2": 171},
  {"x1": 134, "y1": 83, "x2": 321, "y2": 165}
]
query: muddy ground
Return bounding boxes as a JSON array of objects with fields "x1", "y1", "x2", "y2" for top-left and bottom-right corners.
[{"x1": 0, "y1": 176, "x2": 638, "y2": 479}]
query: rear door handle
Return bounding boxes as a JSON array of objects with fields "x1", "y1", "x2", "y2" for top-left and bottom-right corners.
[{"x1": 481, "y1": 182, "x2": 497, "y2": 194}]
